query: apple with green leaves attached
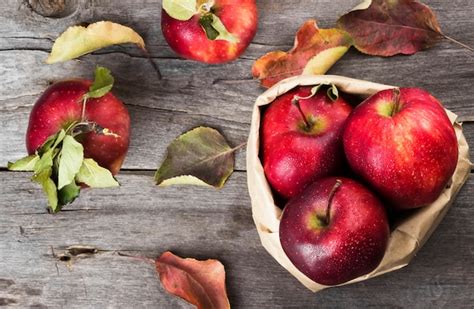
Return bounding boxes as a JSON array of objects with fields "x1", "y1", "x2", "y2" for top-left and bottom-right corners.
[
  {"x1": 343, "y1": 88, "x2": 458, "y2": 209},
  {"x1": 161, "y1": 0, "x2": 258, "y2": 64},
  {"x1": 8, "y1": 67, "x2": 130, "y2": 212},
  {"x1": 279, "y1": 177, "x2": 390, "y2": 285},
  {"x1": 262, "y1": 84, "x2": 353, "y2": 200}
]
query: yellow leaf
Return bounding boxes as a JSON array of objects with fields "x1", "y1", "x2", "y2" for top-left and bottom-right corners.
[
  {"x1": 302, "y1": 46, "x2": 350, "y2": 75},
  {"x1": 158, "y1": 175, "x2": 213, "y2": 188},
  {"x1": 252, "y1": 20, "x2": 353, "y2": 88},
  {"x1": 47, "y1": 21, "x2": 145, "y2": 64}
]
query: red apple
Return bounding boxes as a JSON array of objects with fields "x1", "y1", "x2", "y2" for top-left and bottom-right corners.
[
  {"x1": 161, "y1": 0, "x2": 258, "y2": 64},
  {"x1": 262, "y1": 86, "x2": 352, "y2": 200},
  {"x1": 26, "y1": 80, "x2": 130, "y2": 175},
  {"x1": 280, "y1": 177, "x2": 389, "y2": 286},
  {"x1": 343, "y1": 88, "x2": 458, "y2": 209}
]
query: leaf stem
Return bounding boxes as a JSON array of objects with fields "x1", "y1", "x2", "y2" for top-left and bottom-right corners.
[
  {"x1": 116, "y1": 252, "x2": 156, "y2": 265},
  {"x1": 443, "y1": 34, "x2": 474, "y2": 52},
  {"x1": 232, "y1": 142, "x2": 247, "y2": 152}
]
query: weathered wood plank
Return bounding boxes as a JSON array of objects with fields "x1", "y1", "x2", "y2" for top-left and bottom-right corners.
[
  {"x1": 1, "y1": 0, "x2": 474, "y2": 171},
  {"x1": 0, "y1": 51, "x2": 474, "y2": 170},
  {"x1": 0, "y1": 0, "x2": 473, "y2": 308},
  {"x1": 0, "y1": 172, "x2": 473, "y2": 308}
]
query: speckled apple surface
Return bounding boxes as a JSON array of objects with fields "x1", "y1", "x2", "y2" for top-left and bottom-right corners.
[{"x1": 161, "y1": 0, "x2": 258, "y2": 64}]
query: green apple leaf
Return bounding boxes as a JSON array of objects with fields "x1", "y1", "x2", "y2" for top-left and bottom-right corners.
[
  {"x1": 46, "y1": 21, "x2": 146, "y2": 64},
  {"x1": 34, "y1": 129, "x2": 66, "y2": 175},
  {"x1": 34, "y1": 149, "x2": 54, "y2": 175},
  {"x1": 155, "y1": 127, "x2": 237, "y2": 188},
  {"x1": 58, "y1": 181, "x2": 81, "y2": 206},
  {"x1": 32, "y1": 168, "x2": 58, "y2": 212},
  {"x1": 58, "y1": 135, "x2": 84, "y2": 190},
  {"x1": 199, "y1": 13, "x2": 239, "y2": 43},
  {"x1": 38, "y1": 129, "x2": 66, "y2": 155},
  {"x1": 9, "y1": 127, "x2": 121, "y2": 212},
  {"x1": 292, "y1": 83, "x2": 339, "y2": 103},
  {"x1": 163, "y1": 0, "x2": 197, "y2": 21},
  {"x1": 84, "y1": 66, "x2": 114, "y2": 99},
  {"x1": 326, "y1": 84, "x2": 339, "y2": 101},
  {"x1": 8, "y1": 154, "x2": 40, "y2": 171},
  {"x1": 76, "y1": 158, "x2": 119, "y2": 188}
]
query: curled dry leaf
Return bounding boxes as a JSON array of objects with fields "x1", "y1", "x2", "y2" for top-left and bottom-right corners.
[
  {"x1": 337, "y1": 0, "x2": 443, "y2": 56},
  {"x1": 252, "y1": 19, "x2": 353, "y2": 88},
  {"x1": 155, "y1": 127, "x2": 238, "y2": 188},
  {"x1": 47, "y1": 21, "x2": 145, "y2": 63},
  {"x1": 156, "y1": 251, "x2": 230, "y2": 309}
]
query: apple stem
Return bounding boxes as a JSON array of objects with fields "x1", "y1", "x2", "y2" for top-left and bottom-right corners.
[
  {"x1": 291, "y1": 98, "x2": 311, "y2": 130},
  {"x1": 324, "y1": 179, "x2": 342, "y2": 225},
  {"x1": 81, "y1": 97, "x2": 88, "y2": 121},
  {"x1": 391, "y1": 88, "x2": 401, "y2": 116},
  {"x1": 199, "y1": 0, "x2": 215, "y2": 13},
  {"x1": 70, "y1": 121, "x2": 120, "y2": 138}
]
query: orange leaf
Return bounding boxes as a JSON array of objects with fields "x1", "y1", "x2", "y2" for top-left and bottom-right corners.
[
  {"x1": 252, "y1": 20, "x2": 353, "y2": 88},
  {"x1": 337, "y1": 0, "x2": 443, "y2": 56},
  {"x1": 155, "y1": 251, "x2": 230, "y2": 309}
]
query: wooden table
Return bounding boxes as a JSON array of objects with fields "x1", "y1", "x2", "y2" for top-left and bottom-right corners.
[{"x1": 1, "y1": 0, "x2": 472, "y2": 307}]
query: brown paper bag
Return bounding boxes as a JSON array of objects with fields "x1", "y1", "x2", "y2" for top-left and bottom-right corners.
[{"x1": 246, "y1": 75, "x2": 471, "y2": 292}]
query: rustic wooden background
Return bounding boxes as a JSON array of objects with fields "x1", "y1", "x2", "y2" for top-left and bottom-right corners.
[{"x1": 0, "y1": 0, "x2": 473, "y2": 308}]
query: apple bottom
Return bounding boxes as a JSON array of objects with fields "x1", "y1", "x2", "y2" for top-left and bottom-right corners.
[{"x1": 279, "y1": 177, "x2": 389, "y2": 286}]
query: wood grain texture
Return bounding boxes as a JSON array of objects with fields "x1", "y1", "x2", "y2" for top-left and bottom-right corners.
[
  {"x1": 1, "y1": 0, "x2": 473, "y2": 170},
  {"x1": 0, "y1": 0, "x2": 473, "y2": 308},
  {"x1": 0, "y1": 172, "x2": 473, "y2": 308}
]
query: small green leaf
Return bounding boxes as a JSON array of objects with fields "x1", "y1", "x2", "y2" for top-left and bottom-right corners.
[
  {"x1": 38, "y1": 129, "x2": 66, "y2": 155},
  {"x1": 163, "y1": 0, "x2": 197, "y2": 21},
  {"x1": 32, "y1": 168, "x2": 58, "y2": 212},
  {"x1": 58, "y1": 181, "x2": 81, "y2": 206},
  {"x1": 199, "y1": 14, "x2": 219, "y2": 40},
  {"x1": 199, "y1": 13, "x2": 239, "y2": 43},
  {"x1": 85, "y1": 66, "x2": 114, "y2": 99},
  {"x1": 327, "y1": 84, "x2": 339, "y2": 101},
  {"x1": 76, "y1": 158, "x2": 119, "y2": 188},
  {"x1": 309, "y1": 84, "x2": 324, "y2": 97},
  {"x1": 293, "y1": 83, "x2": 339, "y2": 102},
  {"x1": 155, "y1": 127, "x2": 236, "y2": 188},
  {"x1": 58, "y1": 135, "x2": 84, "y2": 190},
  {"x1": 34, "y1": 150, "x2": 54, "y2": 175},
  {"x1": 8, "y1": 155, "x2": 39, "y2": 171}
]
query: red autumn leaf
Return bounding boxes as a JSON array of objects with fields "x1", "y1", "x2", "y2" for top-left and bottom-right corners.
[
  {"x1": 155, "y1": 251, "x2": 230, "y2": 309},
  {"x1": 337, "y1": 0, "x2": 443, "y2": 56},
  {"x1": 252, "y1": 19, "x2": 353, "y2": 88}
]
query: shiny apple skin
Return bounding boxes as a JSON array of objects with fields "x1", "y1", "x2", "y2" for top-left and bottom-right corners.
[
  {"x1": 26, "y1": 80, "x2": 130, "y2": 175},
  {"x1": 161, "y1": 0, "x2": 258, "y2": 64},
  {"x1": 262, "y1": 86, "x2": 352, "y2": 200},
  {"x1": 280, "y1": 177, "x2": 389, "y2": 286},
  {"x1": 343, "y1": 88, "x2": 458, "y2": 209}
]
